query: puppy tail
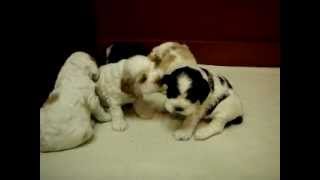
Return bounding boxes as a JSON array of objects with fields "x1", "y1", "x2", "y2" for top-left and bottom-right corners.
[{"x1": 106, "y1": 44, "x2": 114, "y2": 64}]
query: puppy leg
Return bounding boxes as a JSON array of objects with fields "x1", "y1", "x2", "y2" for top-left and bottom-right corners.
[
  {"x1": 108, "y1": 99, "x2": 128, "y2": 131},
  {"x1": 133, "y1": 98, "x2": 156, "y2": 119},
  {"x1": 110, "y1": 105, "x2": 128, "y2": 131},
  {"x1": 87, "y1": 92, "x2": 111, "y2": 123},
  {"x1": 194, "y1": 118, "x2": 225, "y2": 140},
  {"x1": 194, "y1": 94, "x2": 243, "y2": 140},
  {"x1": 174, "y1": 113, "x2": 201, "y2": 141}
]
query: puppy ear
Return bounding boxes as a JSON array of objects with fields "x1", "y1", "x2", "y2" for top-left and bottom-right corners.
[
  {"x1": 187, "y1": 78, "x2": 210, "y2": 104},
  {"x1": 137, "y1": 72, "x2": 147, "y2": 84},
  {"x1": 92, "y1": 72, "x2": 100, "y2": 82},
  {"x1": 197, "y1": 78, "x2": 211, "y2": 104},
  {"x1": 148, "y1": 54, "x2": 161, "y2": 67}
]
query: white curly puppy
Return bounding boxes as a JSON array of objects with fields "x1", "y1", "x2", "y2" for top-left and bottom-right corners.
[
  {"x1": 40, "y1": 52, "x2": 111, "y2": 152},
  {"x1": 96, "y1": 55, "x2": 156, "y2": 131}
]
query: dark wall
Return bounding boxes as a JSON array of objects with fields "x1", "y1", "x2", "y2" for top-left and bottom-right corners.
[
  {"x1": 41, "y1": 0, "x2": 96, "y2": 106},
  {"x1": 94, "y1": 0, "x2": 279, "y2": 66}
]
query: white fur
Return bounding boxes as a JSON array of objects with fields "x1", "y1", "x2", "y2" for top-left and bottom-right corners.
[
  {"x1": 40, "y1": 52, "x2": 111, "y2": 152},
  {"x1": 164, "y1": 67, "x2": 244, "y2": 141},
  {"x1": 96, "y1": 55, "x2": 157, "y2": 131},
  {"x1": 178, "y1": 74, "x2": 192, "y2": 93}
]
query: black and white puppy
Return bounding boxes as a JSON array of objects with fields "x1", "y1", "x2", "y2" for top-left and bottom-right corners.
[{"x1": 160, "y1": 66, "x2": 244, "y2": 141}]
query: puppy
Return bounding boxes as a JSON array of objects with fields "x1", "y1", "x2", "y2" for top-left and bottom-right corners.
[
  {"x1": 96, "y1": 55, "x2": 157, "y2": 131},
  {"x1": 40, "y1": 52, "x2": 111, "y2": 152},
  {"x1": 139, "y1": 42, "x2": 198, "y2": 95},
  {"x1": 160, "y1": 66, "x2": 244, "y2": 141}
]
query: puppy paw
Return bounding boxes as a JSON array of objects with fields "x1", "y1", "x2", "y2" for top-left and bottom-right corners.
[
  {"x1": 99, "y1": 113, "x2": 112, "y2": 122},
  {"x1": 112, "y1": 120, "x2": 128, "y2": 131},
  {"x1": 136, "y1": 111, "x2": 155, "y2": 119},
  {"x1": 194, "y1": 125, "x2": 223, "y2": 140},
  {"x1": 133, "y1": 100, "x2": 156, "y2": 119},
  {"x1": 173, "y1": 129, "x2": 193, "y2": 141}
]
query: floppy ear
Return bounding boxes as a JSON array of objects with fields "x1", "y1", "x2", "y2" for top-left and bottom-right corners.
[
  {"x1": 92, "y1": 72, "x2": 100, "y2": 82},
  {"x1": 187, "y1": 78, "x2": 210, "y2": 104},
  {"x1": 88, "y1": 63, "x2": 99, "y2": 82},
  {"x1": 148, "y1": 54, "x2": 161, "y2": 67},
  {"x1": 196, "y1": 78, "x2": 211, "y2": 104},
  {"x1": 121, "y1": 77, "x2": 136, "y2": 96}
]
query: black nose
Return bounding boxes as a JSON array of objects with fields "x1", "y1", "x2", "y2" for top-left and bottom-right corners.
[{"x1": 175, "y1": 107, "x2": 184, "y2": 112}]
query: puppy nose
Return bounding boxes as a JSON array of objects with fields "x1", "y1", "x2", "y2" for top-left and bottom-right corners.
[{"x1": 174, "y1": 107, "x2": 184, "y2": 112}]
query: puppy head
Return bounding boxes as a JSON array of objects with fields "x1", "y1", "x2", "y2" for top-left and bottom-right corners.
[
  {"x1": 135, "y1": 68, "x2": 164, "y2": 95},
  {"x1": 138, "y1": 42, "x2": 195, "y2": 94},
  {"x1": 66, "y1": 51, "x2": 99, "y2": 81},
  {"x1": 121, "y1": 55, "x2": 158, "y2": 97},
  {"x1": 148, "y1": 42, "x2": 190, "y2": 68},
  {"x1": 160, "y1": 66, "x2": 210, "y2": 116}
]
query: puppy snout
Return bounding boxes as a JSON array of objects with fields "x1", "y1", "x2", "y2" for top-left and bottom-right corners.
[{"x1": 174, "y1": 106, "x2": 184, "y2": 112}]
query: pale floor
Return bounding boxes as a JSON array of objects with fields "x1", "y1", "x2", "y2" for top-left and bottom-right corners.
[{"x1": 41, "y1": 65, "x2": 280, "y2": 180}]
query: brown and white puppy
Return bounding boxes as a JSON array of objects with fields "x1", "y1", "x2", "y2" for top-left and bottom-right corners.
[
  {"x1": 96, "y1": 55, "x2": 156, "y2": 131},
  {"x1": 138, "y1": 42, "x2": 198, "y2": 95}
]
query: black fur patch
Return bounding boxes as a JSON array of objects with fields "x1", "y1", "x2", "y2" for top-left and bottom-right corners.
[
  {"x1": 106, "y1": 43, "x2": 148, "y2": 63},
  {"x1": 160, "y1": 67, "x2": 210, "y2": 104},
  {"x1": 205, "y1": 105, "x2": 215, "y2": 118},
  {"x1": 225, "y1": 116, "x2": 243, "y2": 128},
  {"x1": 225, "y1": 79, "x2": 233, "y2": 89},
  {"x1": 202, "y1": 116, "x2": 243, "y2": 128},
  {"x1": 222, "y1": 76, "x2": 233, "y2": 89},
  {"x1": 200, "y1": 67, "x2": 214, "y2": 91},
  {"x1": 200, "y1": 67, "x2": 210, "y2": 76},
  {"x1": 218, "y1": 76, "x2": 225, "y2": 85},
  {"x1": 160, "y1": 74, "x2": 180, "y2": 99},
  {"x1": 218, "y1": 75, "x2": 233, "y2": 89}
]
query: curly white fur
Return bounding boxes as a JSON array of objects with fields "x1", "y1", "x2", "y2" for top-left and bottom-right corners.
[
  {"x1": 96, "y1": 55, "x2": 157, "y2": 131},
  {"x1": 40, "y1": 52, "x2": 111, "y2": 152}
]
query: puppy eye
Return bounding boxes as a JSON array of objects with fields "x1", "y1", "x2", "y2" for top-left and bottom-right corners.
[
  {"x1": 139, "y1": 74, "x2": 147, "y2": 83},
  {"x1": 151, "y1": 55, "x2": 161, "y2": 67},
  {"x1": 155, "y1": 77, "x2": 161, "y2": 85}
]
